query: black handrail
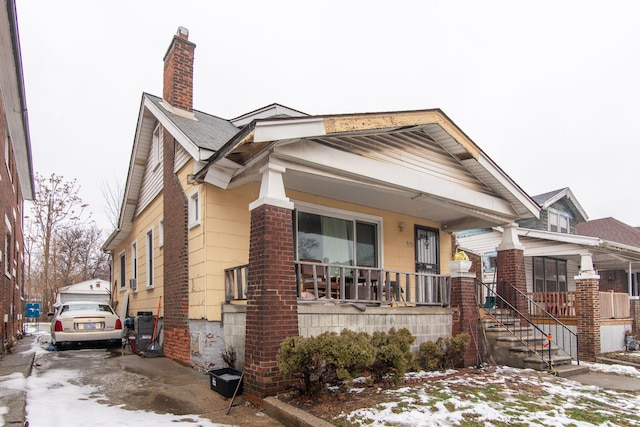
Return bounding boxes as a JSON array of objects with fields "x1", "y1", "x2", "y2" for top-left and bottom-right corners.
[{"x1": 477, "y1": 279, "x2": 579, "y2": 368}]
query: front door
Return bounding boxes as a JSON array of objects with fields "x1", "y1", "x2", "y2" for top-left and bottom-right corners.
[
  {"x1": 415, "y1": 226, "x2": 440, "y2": 303},
  {"x1": 415, "y1": 226, "x2": 439, "y2": 274}
]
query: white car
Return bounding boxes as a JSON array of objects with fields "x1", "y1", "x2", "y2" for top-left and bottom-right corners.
[{"x1": 50, "y1": 301, "x2": 123, "y2": 350}]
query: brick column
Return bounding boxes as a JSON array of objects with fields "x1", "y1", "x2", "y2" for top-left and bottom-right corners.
[
  {"x1": 243, "y1": 164, "x2": 299, "y2": 399},
  {"x1": 496, "y1": 223, "x2": 528, "y2": 319},
  {"x1": 450, "y1": 272, "x2": 479, "y2": 367},
  {"x1": 575, "y1": 253, "x2": 600, "y2": 362}
]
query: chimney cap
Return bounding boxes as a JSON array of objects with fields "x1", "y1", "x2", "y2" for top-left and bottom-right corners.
[{"x1": 177, "y1": 26, "x2": 189, "y2": 39}]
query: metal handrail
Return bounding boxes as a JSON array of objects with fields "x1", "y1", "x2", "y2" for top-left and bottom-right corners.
[{"x1": 477, "y1": 279, "x2": 579, "y2": 367}]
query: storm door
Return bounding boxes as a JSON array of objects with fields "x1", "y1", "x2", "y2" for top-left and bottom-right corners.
[{"x1": 414, "y1": 226, "x2": 440, "y2": 303}]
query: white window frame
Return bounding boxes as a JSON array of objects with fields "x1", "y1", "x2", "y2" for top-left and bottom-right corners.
[
  {"x1": 4, "y1": 216, "x2": 12, "y2": 278},
  {"x1": 158, "y1": 218, "x2": 164, "y2": 248},
  {"x1": 119, "y1": 251, "x2": 126, "y2": 289},
  {"x1": 131, "y1": 241, "x2": 138, "y2": 282},
  {"x1": 188, "y1": 188, "x2": 201, "y2": 228},
  {"x1": 548, "y1": 209, "x2": 570, "y2": 234},
  {"x1": 293, "y1": 201, "x2": 383, "y2": 267},
  {"x1": 152, "y1": 123, "x2": 161, "y2": 171},
  {"x1": 146, "y1": 227, "x2": 154, "y2": 289}
]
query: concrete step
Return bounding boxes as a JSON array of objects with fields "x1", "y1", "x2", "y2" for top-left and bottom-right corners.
[
  {"x1": 552, "y1": 364, "x2": 590, "y2": 378},
  {"x1": 523, "y1": 354, "x2": 573, "y2": 371}
]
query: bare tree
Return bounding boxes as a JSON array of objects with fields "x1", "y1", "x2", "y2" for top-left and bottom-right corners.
[
  {"x1": 25, "y1": 173, "x2": 90, "y2": 311},
  {"x1": 100, "y1": 175, "x2": 124, "y2": 230}
]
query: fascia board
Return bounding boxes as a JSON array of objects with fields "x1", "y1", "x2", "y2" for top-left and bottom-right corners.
[
  {"x1": 515, "y1": 227, "x2": 601, "y2": 246},
  {"x1": 253, "y1": 117, "x2": 326, "y2": 142},
  {"x1": 274, "y1": 140, "x2": 518, "y2": 219},
  {"x1": 0, "y1": 2, "x2": 34, "y2": 199},
  {"x1": 475, "y1": 153, "x2": 540, "y2": 219},
  {"x1": 143, "y1": 96, "x2": 205, "y2": 161}
]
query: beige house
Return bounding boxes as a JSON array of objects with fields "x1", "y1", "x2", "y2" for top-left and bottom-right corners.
[{"x1": 102, "y1": 27, "x2": 541, "y2": 398}]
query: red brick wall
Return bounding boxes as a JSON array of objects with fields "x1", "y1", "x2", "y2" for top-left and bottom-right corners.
[
  {"x1": 496, "y1": 249, "x2": 528, "y2": 318},
  {"x1": 244, "y1": 204, "x2": 299, "y2": 398},
  {"x1": 599, "y1": 270, "x2": 626, "y2": 293},
  {"x1": 163, "y1": 31, "x2": 195, "y2": 112},
  {"x1": 576, "y1": 278, "x2": 600, "y2": 361},
  {"x1": 162, "y1": 129, "x2": 190, "y2": 365},
  {"x1": 0, "y1": 95, "x2": 26, "y2": 346},
  {"x1": 450, "y1": 275, "x2": 479, "y2": 367}
]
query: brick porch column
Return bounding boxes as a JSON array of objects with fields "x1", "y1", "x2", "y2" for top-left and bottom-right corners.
[
  {"x1": 450, "y1": 272, "x2": 478, "y2": 367},
  {"x1": 244, "y1": 164, "x2": 299, "y2": 399},
  {"x1": 575, "y1": 253, "x2": 600, "y2": 362},
  {"x1": 496, "y1": 223, "x2": 528, "y2": 319}
]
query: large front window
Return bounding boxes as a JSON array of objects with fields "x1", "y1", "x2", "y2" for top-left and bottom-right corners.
[
  {"x1": 296, "y1": 210, "x2": 378, "y2": 268},
  {"x1": 533, "y1": 257, "x2": 567, "y2": 292}
]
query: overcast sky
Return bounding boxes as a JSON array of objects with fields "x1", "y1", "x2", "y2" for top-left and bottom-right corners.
[{"x1": 15, "y1": 1, "x2": 640, "y2": 231}]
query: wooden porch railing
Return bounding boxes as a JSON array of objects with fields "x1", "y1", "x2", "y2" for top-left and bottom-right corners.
[
  {"x1": 527, "y1": 292, "x2": 577, "y2": 318},
  {"x1": 224, "y1": 262, "x2": 451, "y2": 306},
  {"x1": 600, "y1": 291, "x2": 630, "y2": 319},
  {"x1": 526, "y1": 291, "x2": 631, "y2": 319}
]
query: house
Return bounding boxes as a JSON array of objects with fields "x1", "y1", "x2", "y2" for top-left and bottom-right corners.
[
  {"x1": 0, "y1": 0, "x2": 35, "y2": 349},
  {"x1": 102, "y1": 27, "x2": 542, "y2": 398},
  {"x1": 458, "y1": 188, "x2": 640, "y2": 357}
]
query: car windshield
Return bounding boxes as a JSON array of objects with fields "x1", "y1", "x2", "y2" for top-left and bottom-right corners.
[{"x1": 60, "y1": 304, "x2": 113, "y2": 314}]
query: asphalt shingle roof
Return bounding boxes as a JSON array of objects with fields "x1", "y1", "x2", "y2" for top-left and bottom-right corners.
[
  {"x1": 146, "y1": 93, "x2": 239, "y2": 151},
  {"x1": 576, "y1": 217, "x2": 640, "y2": 248}
]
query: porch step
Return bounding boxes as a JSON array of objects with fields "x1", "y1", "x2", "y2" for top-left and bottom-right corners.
[
  {"x1": 523, "y1": 354, "x2": 573, "y2": 371},
  {"x1": 552, "y1": 364, "x2": 590, "y2": 378}
]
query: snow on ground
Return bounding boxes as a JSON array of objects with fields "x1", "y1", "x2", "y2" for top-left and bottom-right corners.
[
  {"x1": 0, "y1": 331, "x2": 234, "y2": 427},
  {"x1": 339, "y1": 365, "x2": 640, "y2": 426}
]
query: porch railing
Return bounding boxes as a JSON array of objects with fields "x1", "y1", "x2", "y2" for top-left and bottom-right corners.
[
  {"x1": 527, "y1": 292, "x2": 576, "y2": 318},
  {"x1": 600, "y1": 291, "x2": 630, "y2": 319},
  {"x1": 223, "y1": 261, "x2": 451, "y2": 306}
]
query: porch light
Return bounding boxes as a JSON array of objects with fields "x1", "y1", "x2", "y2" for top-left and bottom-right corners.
[{"x1": 398, "y1": 221, "x2": 406, "y2": 231}]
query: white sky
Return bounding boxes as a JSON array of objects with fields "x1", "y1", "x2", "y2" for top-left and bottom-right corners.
[{"x1": 14, "y1": 1, "x2": 640, "y2": 231}]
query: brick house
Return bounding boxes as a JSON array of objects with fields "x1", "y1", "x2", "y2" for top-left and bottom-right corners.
[
  {"x1": 0, "y1": 0, "x2": 35, "y2": 350},
  {"x1": 458, "y1": 188, "x2": 640, "y2": 357},
  {"x1": 102, "y1": 28, "x2": 541, "y2": 398}
]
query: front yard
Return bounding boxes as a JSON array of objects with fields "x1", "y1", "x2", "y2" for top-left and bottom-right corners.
[{"x1": 281, "y1": 362, "x2": 640, "y2": 426}]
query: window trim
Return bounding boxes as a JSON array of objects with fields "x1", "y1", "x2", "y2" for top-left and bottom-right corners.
[
  {"x1": 293, "y1": 201, "x2": 383, "y2": 267},
  {"x1": 146, "y1": 227, "x2": 154, "y2": 289},
  {"x1": 118, "y1": 251, "x2": 126, "y2": 290},
  {"x1": 131, "y1": 241, "x2": 138, "y2": 282},
  {"x1": 158, "y1": 218, "x2": 164, "y2": 248},
  {"x1": 188, "y1": 188, "x2": 201, "y2": 228}
]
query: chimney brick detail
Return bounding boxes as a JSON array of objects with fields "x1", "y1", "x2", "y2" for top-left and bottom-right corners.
[{"x1": 163, "y1": 28, "x2": 195, "y2": 112}]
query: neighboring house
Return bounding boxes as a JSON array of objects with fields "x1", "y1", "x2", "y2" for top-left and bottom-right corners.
[
  {"x1": 102, "y1": 28, "x2": 541, "y2": 398},
  {"x1": 0, "y1": 0, "x2": 35, "y2": 349},
  {"x1": 55, "y1": 279, "x2": 111, "y2": 306},
  {"x1": 458, "y1": 188, "x2": 640, "y2": 354}
]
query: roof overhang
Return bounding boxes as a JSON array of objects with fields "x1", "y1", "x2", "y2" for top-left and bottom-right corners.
[
  {"x1": 197, "y1": 109, "x2": 540, "y2": 231},
  {"x1": 0, "y1": 0, "x2": 34, "y2": 199}
]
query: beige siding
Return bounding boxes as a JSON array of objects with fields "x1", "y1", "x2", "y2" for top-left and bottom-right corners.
[
  {"x1": 112, "y1": 194, "x2": 164, "y2": 318},
  {"x1": 137, "y1": 124, "x2": 163, "y2": 215}
]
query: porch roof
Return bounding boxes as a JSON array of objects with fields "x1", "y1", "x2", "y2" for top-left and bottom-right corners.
[
  {"x1": 459, "y1": 226, "x2": 640, "y2": 271},
  {"x1": 196, "y1": 109, "x2": 540, "y2": 231}
]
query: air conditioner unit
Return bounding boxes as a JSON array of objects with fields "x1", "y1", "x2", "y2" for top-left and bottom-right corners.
[{"x1": 129, "y1": 279, "x2": 137, "y2": 290}]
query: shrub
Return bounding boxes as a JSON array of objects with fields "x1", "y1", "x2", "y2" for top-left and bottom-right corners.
[
  {"x1": 369, "y1": 328, "x2": 416, "y2": 384},
  {"x1": 417, "y1": 340, "x2": 442, "y2": 371},
  {"x1": 416, "y1": 332, "x2": 471, "y2": 371}
]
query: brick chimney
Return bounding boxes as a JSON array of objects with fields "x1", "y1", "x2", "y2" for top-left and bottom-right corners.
[{"x1": 163, "y1": 26, "x2": 195, "y2": 112}]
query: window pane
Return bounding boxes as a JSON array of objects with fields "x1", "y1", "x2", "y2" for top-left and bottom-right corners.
[
  {"x1": 545, "y1": 258, "x2": 558, "y2": 292},
  {"x1": 558, "y1": 260, "x2": 567, "y2": 291},
  {"x1": 356, "y1": 222, "x2": 377, "y2": 267},
  {"x1": 533, "y1": 257, "x2": 545, "y2": 292},
  {"x1": 297, "y1": 212, "x2": 354, "y2": 266}
]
